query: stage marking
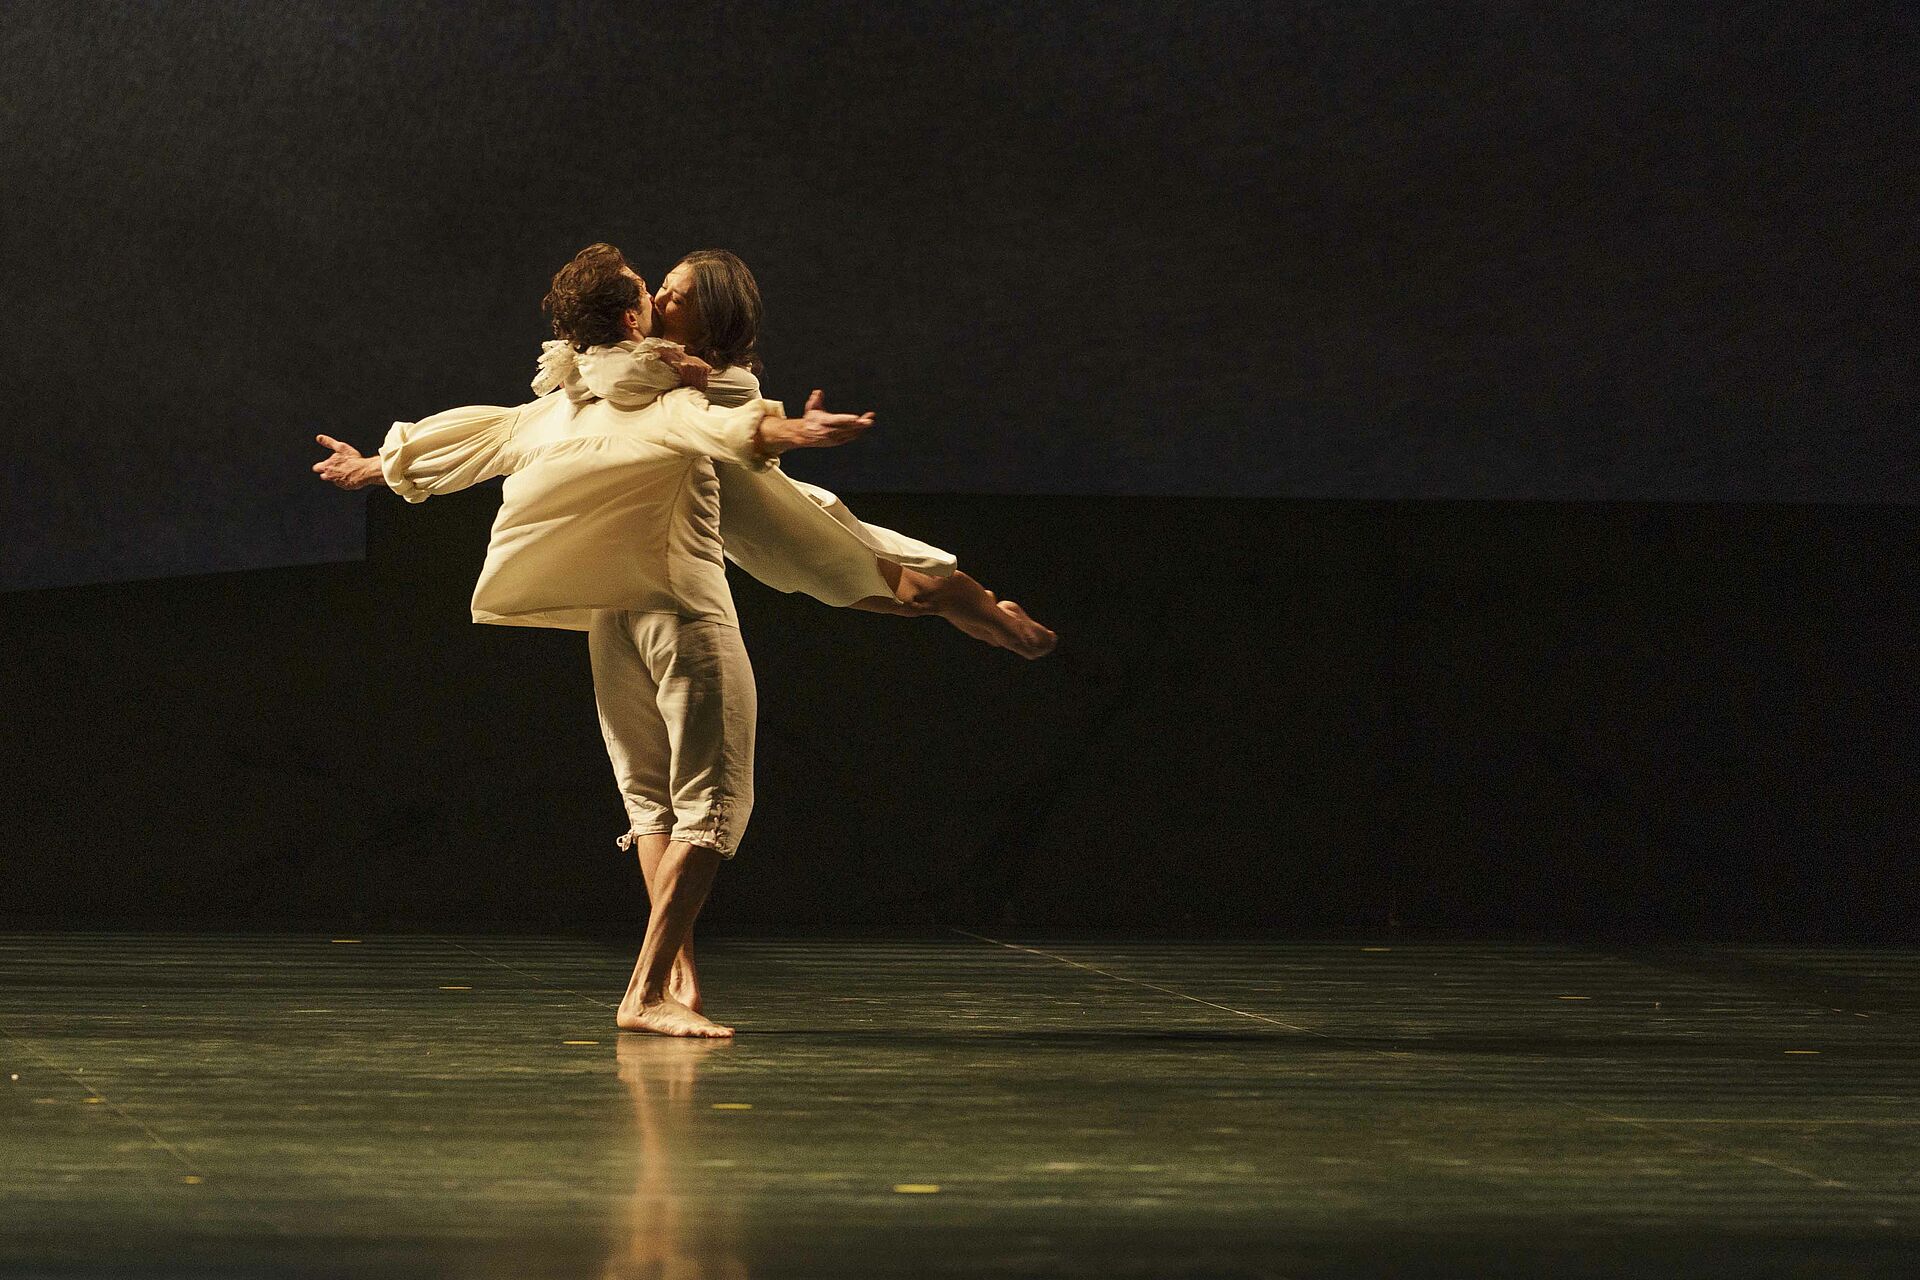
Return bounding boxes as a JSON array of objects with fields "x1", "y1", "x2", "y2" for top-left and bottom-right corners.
[
  {"x1": 1560, "y1": 1102, "x2": 1851, "y2": 1189},
  {"x1": 953, "y1": 930, "x2": 1341, "y2": 1041},
  {"x1": 438, "y1": 985, "x2": 472, "y2": 990},
  {"x1": 893, "y1": 1184, "x2": 941, "y2": 1193},
  {"x1": 329, "y1": 939, "x2": 362, "y2": 944},
  {"x1": 956, "y1": 933, "x2": 1895, "y2": 1202},
  {"x1": 0, "y1": 1025, "x2": 200, "y2": 1176},
  {"x1": 712, "y1": 1102, "x2": 753, "y2": 1110},
  {"x1": 444, "y1": 941, "x2": 615, "y2": 1009},
  {"x1": 562, "y1": 1040, "x2": 599, "y2": 1046}
]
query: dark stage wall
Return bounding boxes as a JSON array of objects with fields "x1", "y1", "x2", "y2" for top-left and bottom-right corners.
[{"x1": 4, "y1": 492, "x2": 1913, "y2": 940}]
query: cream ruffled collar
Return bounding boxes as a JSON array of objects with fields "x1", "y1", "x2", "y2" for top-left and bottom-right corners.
[{"x1": 530, "y1": 338, "x2": 682, "y2": 404}]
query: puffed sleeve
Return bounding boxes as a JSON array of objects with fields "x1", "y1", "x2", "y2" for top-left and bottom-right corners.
[
  {"x1": 594, "y1": 360, "x2": 681, "y2": 409},
  {"x1": 655, "y1": 386, "x2": 785, "y2": 472},
  {"x1": 378, "y1": 403, "x2": 520, "y2": 503},
  {"x1": 574, "y1": 339, "x2": 688, "y2": 409}
]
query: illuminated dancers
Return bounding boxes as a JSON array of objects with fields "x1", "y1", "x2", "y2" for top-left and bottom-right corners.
[{"x1": 313, "y1": 243, "x2": 1053, "y2": 1035}]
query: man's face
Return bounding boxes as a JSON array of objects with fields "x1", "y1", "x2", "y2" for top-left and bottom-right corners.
[{"x1": 620, "y1": 266, "x2": 655, "y2": 338}]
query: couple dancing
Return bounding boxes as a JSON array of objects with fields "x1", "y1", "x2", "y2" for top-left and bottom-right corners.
[{"x1": 313, "y1": 243, "x2": 1054, "y2": 1038}]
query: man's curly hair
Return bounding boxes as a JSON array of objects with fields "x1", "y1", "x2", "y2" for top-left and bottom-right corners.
[{"x1": 542, "y1": 242, "x2": 642, "y2": 351}]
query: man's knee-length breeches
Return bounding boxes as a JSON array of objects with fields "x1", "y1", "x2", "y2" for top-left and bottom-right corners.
[{"x1": 588, "y1": 609, "x2": 756, "y2": 858}]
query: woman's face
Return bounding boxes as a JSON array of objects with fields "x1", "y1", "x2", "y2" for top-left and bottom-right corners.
[{"x1": 653, "y1": 263, "x2": 699, "y2": 346}]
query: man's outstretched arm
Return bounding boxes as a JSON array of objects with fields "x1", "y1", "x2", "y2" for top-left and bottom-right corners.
[
  {"x1": 314, "y1": 401, "x2": 518, "y2": 501},
  {"x1": 659, "y1": 387, "x2": 876, "y2": 471},
  {"x1": 652, "y1": 387, "x2": 879, "y2": 474},
  {"x1": 749, "y1": 390, "x2": 877, "y2": 461},
  {"x1": 312, "y1": 435, "x2": 384, "y2": 490}
]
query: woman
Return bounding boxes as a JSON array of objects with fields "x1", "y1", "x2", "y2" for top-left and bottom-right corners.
[{"x1": 651, "y1": 248, "x2": 1057, "y2": 658}]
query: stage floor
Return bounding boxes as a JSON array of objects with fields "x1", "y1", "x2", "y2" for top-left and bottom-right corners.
[{"x1": 2, "y1": 932, "x2": 1916, "y2": 1278}]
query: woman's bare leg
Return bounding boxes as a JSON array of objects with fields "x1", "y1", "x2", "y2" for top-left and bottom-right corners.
[
  {"x1": 851, "y1": 560, "x2": 1056, "y2": 658},
  {"x1": 628, "y1": 832, "x2": 704, "y2": 1013}
]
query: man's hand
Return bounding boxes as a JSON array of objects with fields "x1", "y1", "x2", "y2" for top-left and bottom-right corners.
[
  {"x1": 312, "y1": 435, "x2": 384, "y2": 490},
  {"x1": 754, "y1": 390, "x2": 876, "y2": 458},
  {"x1": 656, "y1": 346, "x2": 713, "y2": 391}
]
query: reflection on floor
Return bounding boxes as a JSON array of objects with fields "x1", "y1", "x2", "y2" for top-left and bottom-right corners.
[{"x1": 2, "y1": 932, "x2": 1917, "y2": 1277}]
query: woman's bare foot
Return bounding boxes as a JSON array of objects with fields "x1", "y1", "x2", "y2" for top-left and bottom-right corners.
[
  {"x1": 617, "y1": 996, "x2": 734, "y2": 1038},
  {"x1": 992, "y1": 599, "x2": 1057, "y2": 658},
  {"x1": 901, "y1": 569, "x2": 1057, "y2": 658}
]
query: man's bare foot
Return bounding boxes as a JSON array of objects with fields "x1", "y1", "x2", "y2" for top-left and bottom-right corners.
[
  {"x1": 668, "y1": 964, "x2": 703, "y2": 1015},
  {"x1": 617, "y1": 996, "x2": 734, "y2": 1038}
]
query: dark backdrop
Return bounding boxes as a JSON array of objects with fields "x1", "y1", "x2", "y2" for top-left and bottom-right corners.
[
  {"x1": 4, "y1": 2, "x2": 1914, "y2": 939},
  {"x1": 5, "y1": 493, "x2": 1914, "y2": 939},
  {"x1": 4, "y1": 1, "x2": 1915, "y2": 593}
]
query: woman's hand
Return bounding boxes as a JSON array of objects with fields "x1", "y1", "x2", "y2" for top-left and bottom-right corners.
[{"x1": 312, "y1": 435, "x2": 384, "y2": 490}]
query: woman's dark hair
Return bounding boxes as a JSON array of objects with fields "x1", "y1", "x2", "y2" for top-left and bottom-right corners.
[
  {"x1": 542, "y1": 242, "x2": 642, "y2": 351},
  {"x1": 675, "y1": 249, "x2": 764, "y2": 374}
]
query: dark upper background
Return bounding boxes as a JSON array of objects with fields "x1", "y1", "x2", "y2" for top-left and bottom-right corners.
[{"x1": 2, "y1": 0, "x2": 1914, "y2": 592}]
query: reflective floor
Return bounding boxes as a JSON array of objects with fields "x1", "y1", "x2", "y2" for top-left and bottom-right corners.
[{"x1": 2, "y1": 931, "x2": 1917, "y2": 1277}]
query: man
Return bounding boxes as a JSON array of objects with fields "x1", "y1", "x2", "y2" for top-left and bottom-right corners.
[{"x1": 314, "y1": 244, "x2": 881, "y2": 1037}]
